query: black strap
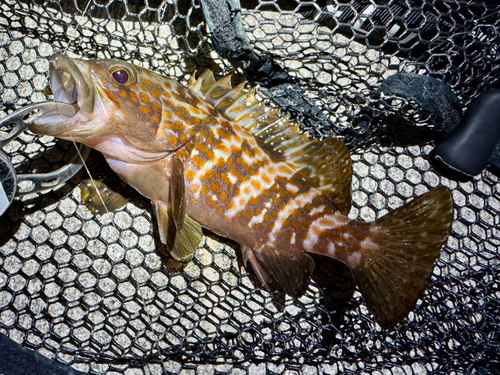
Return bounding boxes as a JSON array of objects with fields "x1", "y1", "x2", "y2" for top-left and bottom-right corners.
[{"x1": 200, "y1": 0, "x2": 331, "y2": 134}]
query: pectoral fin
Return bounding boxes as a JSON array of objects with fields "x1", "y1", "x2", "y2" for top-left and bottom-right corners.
[
  {"x1": 168, "y1": 155, "x2": 186, "y2": 230},
  {"x1": 154, "y1": 200, "x2": 178, "y2": 250},
  {"x1": 170, "y1": 216, "x2": 203, "y2": 262},
  {"x1": 154, "y1": 155, "x2": 202, "y2": 261},
  {"x1": 254, "y1": 245, "x2": 315, "y2": 297},
  {"x1": 80, "y1": 179, "x2": 129, "y2": 215},
  {"x1": 154, "y1": 201, "x2": 203, "y2": 262},
  {"x1": 153, "y1": 154, "x2": 188, "y2": 251}
]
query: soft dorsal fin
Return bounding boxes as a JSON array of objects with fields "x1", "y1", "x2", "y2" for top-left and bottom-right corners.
[{"x1": 187, "y1": 71, "x2": 353, "y2": 214}]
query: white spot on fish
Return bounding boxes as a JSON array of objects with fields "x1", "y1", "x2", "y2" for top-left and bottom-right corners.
[
  {"x1": 291, "y1": 232, "x2": 296, "y2": 245},
  {"x1": 360, "y1": 236, "x2": 379, "y2": 252},
  {"x1": 248, "y1": 208, "x2": 267, "y2": 228},
  {"x1": 310, "y1": 205, "x2": 325, "y2": 216},
  {"x1": 228, "y1": 173, "x2": 237, "y2": 185},
  {"x1": 348, "y1": 252, "x2": 362, "y2": 268},
  {"x1": 286, "y1": 183, "x2": 299, "y2": 193},
  {"x1": 270, "y1": 190, "x2": 319, "y2": 245},
  {"x1": 303, "y1": 213, "x2": 340, "y2": 251},
  {"x1": 328, "y1": 242, "x2": 336, "y2": 257}
]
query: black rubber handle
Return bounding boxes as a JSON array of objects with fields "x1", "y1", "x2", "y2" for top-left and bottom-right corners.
[{"x1": 431, "y1": 89, "x2": 500, "y2": 176}]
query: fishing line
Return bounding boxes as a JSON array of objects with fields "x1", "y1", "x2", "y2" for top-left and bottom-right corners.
[
  {"x1": 69, "y1": 134, "x2": 168, "y2": 371},
  {"x1": 61, "y1": 0, "x2": 113, "y2": 218},
  {"x1": 63, "y1": 0, "x2": 92, "y2": 54},
  {"x1": 68, "y1": 135, "x2": 113, "y2": 216},
  {"x1": 59, "y1": 3, "x2": 167, "y2": 370}
]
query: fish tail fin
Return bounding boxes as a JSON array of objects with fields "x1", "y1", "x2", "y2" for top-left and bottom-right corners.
[{"x1": 346, "y1": 186, "x2": 453, "y2": 327}]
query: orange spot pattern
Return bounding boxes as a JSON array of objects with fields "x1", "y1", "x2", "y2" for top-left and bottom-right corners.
[
  {"x1": 152, "y1": 102, "x2": 161, "y2": 112},
  {"x1": 151, "y1": 89, "x2": 161, "y2": 99},
  {"x1": 206, "y1": 197, "x2": 217, "y2": 208},
  {"x1": 185, "y1": 168, "x2": 196, "y2": 181},
  {"x1": 220, "y1": 191, "x2": 228, "y2": 203},
  {"x1": 200, "y1": 186, "x2": 209, "y2": 197},
  {"x1": 167, "y1": 136, "x2": 177, "y2": 147},
  {"x1": 140, "y1": 93, "x2": 150, "y2": 103}
]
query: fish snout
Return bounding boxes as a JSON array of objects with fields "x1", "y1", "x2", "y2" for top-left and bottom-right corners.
[{"x1": 50, "y1": 53, "x2": 95, "y2": 114}]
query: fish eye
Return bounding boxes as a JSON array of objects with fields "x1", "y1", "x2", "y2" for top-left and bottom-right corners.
[
  {"x1": 109, "y1": 65, "x2": 135, "y2": 85},
  {"x1": 112, "y1": 69, "x2": 129, "y2": 84}
]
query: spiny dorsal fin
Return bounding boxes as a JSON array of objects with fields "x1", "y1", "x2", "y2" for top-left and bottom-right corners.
[{"x1": 187, "y1": 71, "x2": 353, "y2": 214}]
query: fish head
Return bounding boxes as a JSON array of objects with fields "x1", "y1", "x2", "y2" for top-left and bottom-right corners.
[
  {"x1": 30, "y1": 54, "x2": 181, "y2": 161},
  {"x1": 31, "y1": 53, "x2": 123, "y2": 140}
]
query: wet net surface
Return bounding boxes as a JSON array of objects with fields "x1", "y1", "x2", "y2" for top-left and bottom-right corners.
[{"x1": 1, "y1": 0, "x2": 500, "y2": 374}]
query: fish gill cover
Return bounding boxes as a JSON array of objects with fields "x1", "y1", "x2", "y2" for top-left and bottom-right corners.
[{"x1": 0, "y1": 0, "x2": 499, "y2": 374}]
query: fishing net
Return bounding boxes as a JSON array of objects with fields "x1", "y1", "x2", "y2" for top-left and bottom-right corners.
[{"x1": 1, "y1": 0, "x2": 500, "y2": 373}]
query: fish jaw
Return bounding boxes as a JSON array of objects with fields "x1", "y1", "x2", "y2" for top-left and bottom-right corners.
[{"x1": 29, "y1": 53, "x2": 117, "y2": 142}]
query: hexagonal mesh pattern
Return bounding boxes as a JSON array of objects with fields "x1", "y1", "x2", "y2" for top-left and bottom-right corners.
[{"x1": 1, "y1": 0, "x2": 500, "y2": 374}]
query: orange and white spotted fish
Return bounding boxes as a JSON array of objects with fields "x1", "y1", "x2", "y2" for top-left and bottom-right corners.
[{"x1": 30, "y1": 53, "x2": 454, "y2": 327}]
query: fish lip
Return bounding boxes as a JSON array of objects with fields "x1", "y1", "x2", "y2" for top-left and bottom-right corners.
[{"x1": 49, "y1": 53, "x2": 94, "y2": 114}]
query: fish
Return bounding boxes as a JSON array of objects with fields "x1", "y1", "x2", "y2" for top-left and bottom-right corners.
[
  {"x1": 29, "y1": 53, "x2": 454, "y2": 328},
  {"x1": 79, "y1": 178, "x2": 128, "y2": 215}
]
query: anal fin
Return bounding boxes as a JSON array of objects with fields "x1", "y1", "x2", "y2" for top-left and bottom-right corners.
[{"x1": 254, "y1": 245, "x2": 315, "y2": 297}]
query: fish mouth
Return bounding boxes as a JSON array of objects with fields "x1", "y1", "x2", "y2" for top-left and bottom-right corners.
[
  {"x1": 49, "y1": 53, "x2": 94, "y2": 114},
  {"x1": 30, "y1": 53, "x2": 101, "y2": 139}
]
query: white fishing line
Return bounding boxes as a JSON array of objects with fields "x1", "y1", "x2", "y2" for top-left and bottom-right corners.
[
  {"x1": 59, "y1": 4, "x2": 168, "y2": 369},
  {"x1": 68, "y1": 136, "x2": 113, "y2": 216},
  {"x1": 59, "y1": 0, "x2": 113, "y2": 218},
  {"x1": 63, "y1": 0, "x2": 92, "y2": 54}
]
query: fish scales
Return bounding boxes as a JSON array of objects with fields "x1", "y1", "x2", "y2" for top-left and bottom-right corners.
[
  {"x1": 118, "y1": 64, "x2": 350, "y2": 256},
  {"x1": 29, "y1": 54, "x2": 454, "y2": 328}
]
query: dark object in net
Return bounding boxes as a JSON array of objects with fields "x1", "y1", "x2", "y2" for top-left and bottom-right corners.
[
  {"x1": 379, "y1": 73, "x2": 462, "y2": 137},
  {"x1": 432, "y1": 88, "x2": 500, "y2": 176},
  {"x1": 200, "y1": 0, "x2": 332, "y2": 134},
  {"x1": 0, "y1": 333, "x2": 87, "y2": 375}
]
